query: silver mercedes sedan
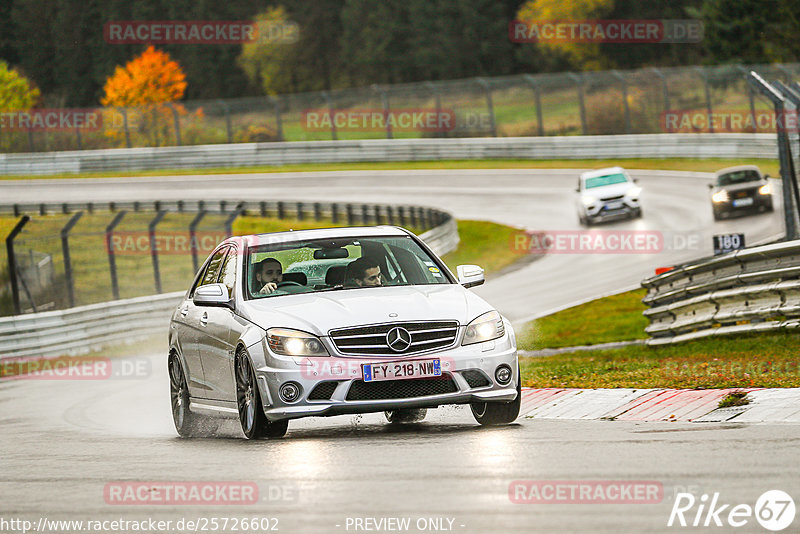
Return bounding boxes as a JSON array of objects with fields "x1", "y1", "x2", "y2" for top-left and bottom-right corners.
[{"x1": 168, "y1": 226, "x2": 520, "y2": 439}]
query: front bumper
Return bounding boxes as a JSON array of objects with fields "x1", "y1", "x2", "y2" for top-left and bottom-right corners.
[
  {"x1": 585, "y1": 200, "x2": 639, "y2": 222},
  {"x1": 253, "y1": 335, "x2": 519, "y2": 422}
]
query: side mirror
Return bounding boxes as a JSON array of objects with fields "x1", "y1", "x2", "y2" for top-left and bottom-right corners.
[
  {"x1": 575, "y1": 187, "x2": 581, "y2": 193},
  {"x1": 764, "y1": 173, "x2": 770, "y2": 179},
  {"x1": 457, "y1": 264, "x2": 485, "y2": 288},
  {"x1": 707, "y1": 184, "x2": 714, "y2": 189},
  {"x1": 193, "y1": 283, "x2": 233, "y2": 309},
  {"x1": 633, "y1": 178, "x2": 639, "y2": 184}
]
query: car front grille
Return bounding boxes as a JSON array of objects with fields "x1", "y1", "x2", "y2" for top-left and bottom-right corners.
[
  {"x1": 460, "y1": 369, "x2": 491, "y2": 388},
  {"x1": 345, "y1": 376, "x2": 458, "y2": 401},
  {"x1": 600, "y1": 194, "x2": 625, "y2": 202},
  {"x1": 733, "y1": 188, "x2": 758, "y2": 198},
  {"x1": 329, "y1": 321, "x2": 459, "y2": 356}
]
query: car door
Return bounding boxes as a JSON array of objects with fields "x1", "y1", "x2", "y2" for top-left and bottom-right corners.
[
  {"x1": 182, "y1": 247, "x2": 228, "y2": 398},
  {"x1": 197, "y1": 245, "x2": 246, "y2": 402}
]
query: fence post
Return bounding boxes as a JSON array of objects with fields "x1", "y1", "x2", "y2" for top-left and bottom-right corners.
[
  {"x1": 6, "y1": 215, "x2": 31, "y2": 315},
  {"x1": 225, "y1": 204, "x2": 244, "y2": 237},
  {"x1": 568, "y1": 73, "x2": 588, "y2": 135},
  {"x1": 331, "y1": 203, "x2": 339, "y2": 223},
  {"x1": 523, "y1": 75, "x2": 544, "y2": 136},
  {"x1": 121, "y1": 108, "x2": 132, "y2": 148},
  {"x1": 426, "y1": 82, "x2": 442, "y2": 138},
  {"x1": 75, "y1": 126, "x2": 83, "y2": 150},
  {"x1": 189, "y1": 210, "x2": 208, "y2": 274},
  {"x1": 296, "y1": 202, "x2": 304, "y2": 221},
  {"x1": 477, "y1": 78, "x2": 497, "y2": 137},
  {"x1": 323, "y1": 91, "x2": 337, "y2": 141},
  {"x1": 372, "y1": 85, "x2": 393, "y2": 139},
  {"x1": 61, "y1": 211, "x2": 84, "y2": 308},
  {"x1": 346, "y1": 204, "x2": 354, "y2": 225},
  {"x1": 218, "y1": 100, "x2": 233, "y2": 143},
  {"x1": 651, "y1": 68, "x2": 670, "y2": 115},
  {"x1": 167, "y1": 103, "x2": 182, "y2": 146},
  {"x1": 270, "y1": 96, "x2": 283, "y2": 141},
  {"x1": 696, "y1": 67, "x2": 714, "y2": 134},
  {"x1": 105, "y1": 210, "x2": 127, "y2": 300},
  {"x1": 148, "y1": 210, "x2": 167, "y2": 294},
  {"x1": 313, "y1": 202, "x2": 321, "y2": 221},
  {"x1": 361, "y1": 204, "x2": 370, "y2": 225},
  {"x1": 611, "y1": 71, "x2": 632, "y2": 134}
]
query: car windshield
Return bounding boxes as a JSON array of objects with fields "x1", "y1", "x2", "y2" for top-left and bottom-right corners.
[
  {"x1": 717, "y1": 170, "x2": 760, "y2": 186},
  {"x1": 584, "y1": 173, "x2": 628, "y2": 189},
  {"x1": 246, "y1": 235, "x2": 450, "y2": 298}
]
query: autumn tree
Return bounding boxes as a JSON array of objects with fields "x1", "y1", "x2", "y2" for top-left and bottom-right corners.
[
  {"x1": 0, "y1": 60, "x2": 40, "y2": 111},
  {"x1": 101, "y1": 46, "x2": 190, "y2": 147},
  {"x1": 101, "y1": 45, "x2": 186, "y2": 107}
]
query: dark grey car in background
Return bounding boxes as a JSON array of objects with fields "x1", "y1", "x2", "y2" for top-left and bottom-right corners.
[{"x1": 710, "y1": 165, "x2": 774, "y2": 220}]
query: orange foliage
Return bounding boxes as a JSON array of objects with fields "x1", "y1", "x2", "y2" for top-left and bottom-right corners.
[{"x1": 101, "y1": 46, "x2": 187, "y2": 107}]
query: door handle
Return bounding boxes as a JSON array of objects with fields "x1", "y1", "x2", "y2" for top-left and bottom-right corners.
[
  {"x1": 180, "y1": 305, "x2": 188, "y2": 317},
  {"x1": 200, "y1": 312, "x2": 208, "y2": 326}
]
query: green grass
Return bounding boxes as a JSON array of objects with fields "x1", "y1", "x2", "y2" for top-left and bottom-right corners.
[
  {"x1": 520, "y1": 332, "x2": 800, "y2": 389},
  {"x1": 0, "y1": 157, "x2": 780, "y2": 181},
  {"x1": 440, "y1": 220, "x2": 523, "y2": 277},
  {"x1": 517, "y1": 289, "x2": 649, "y2": 350}
]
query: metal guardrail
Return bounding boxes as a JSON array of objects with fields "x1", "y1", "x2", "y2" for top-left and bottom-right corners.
[
  {"x1": 641, "y1": 240, "x2": 800, "y2": 345},
  {"x1": 0, "y1": 204, "x2": 459, "y2": 358},
  {"x1": 0, "y1": 134, "x2": 779, "y2": 176}
]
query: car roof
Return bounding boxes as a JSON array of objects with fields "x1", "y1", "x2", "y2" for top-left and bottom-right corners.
[
  {"x1": 715, "y1": 165, "x2": 761, "y2": 177},
  {"x1": 580, "y1": 166, "x2": 627, "y2": 180},
  {"x1": 221, "y1": 225, "x2": 412, "y2": 248}
]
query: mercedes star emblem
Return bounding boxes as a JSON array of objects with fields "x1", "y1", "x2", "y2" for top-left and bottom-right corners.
[{"x1": 386, "y1": 327, "x2": 412, "y2": 352}]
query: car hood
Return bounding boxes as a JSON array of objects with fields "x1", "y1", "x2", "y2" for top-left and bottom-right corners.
[
  {"x1": 238, "y1": 284, "x2": 495, "y2": 336},
  {"x1": 713, "y1": 181, "x2": 764, "y2": 193},
  {"x1": 582, "y1": 182, "x2": 634, "y2": 198}
]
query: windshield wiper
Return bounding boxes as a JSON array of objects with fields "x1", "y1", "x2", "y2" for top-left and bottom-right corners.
[{"x1": 316, "y1": 284, "x2": 348, "y2": 292}]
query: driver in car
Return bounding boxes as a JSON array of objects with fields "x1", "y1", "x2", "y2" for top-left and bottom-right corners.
[
  {"x1": 254, "y1": 257, "x2": 283, "y2": 294},
  {"x1": 348, "y1": 257, "x2": 382, "y2": 287}
]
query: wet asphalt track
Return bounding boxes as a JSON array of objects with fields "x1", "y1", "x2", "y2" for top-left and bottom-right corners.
[{"x1": 0, "y1": 169, "x2": 793, "y2": 533}]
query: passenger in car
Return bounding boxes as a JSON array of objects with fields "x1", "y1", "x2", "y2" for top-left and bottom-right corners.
[
  {"x1": 254, "y1": 258, "x2": 283, "y2": 294},
  {"x1": 347, "y1": 257, "x2": 382, "y2": 287}
]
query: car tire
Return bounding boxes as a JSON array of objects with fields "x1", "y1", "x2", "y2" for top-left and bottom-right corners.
[
  {"x1": 235, "y1": 349, "x2": 288, "y2": 439},
  {"x1": 169, "y1": 353, "x2": 218, "y2": 438},
  {"x1": 635, "y1": 207, "x2": 643, "y2": 219},
  {"x1": 470, "y1": 365, "x2": 521, "y2": 426},
  {"x1": 385, "y1": 408, "x2": 427, "y2": 423}
]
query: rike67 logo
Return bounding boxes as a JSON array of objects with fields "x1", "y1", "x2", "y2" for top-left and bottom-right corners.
[{"x1": 668, "y1": 490, "x2": 795, "y2": 531}]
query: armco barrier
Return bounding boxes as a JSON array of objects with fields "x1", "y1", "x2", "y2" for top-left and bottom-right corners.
[
  {"x1": 0, "y1": 203, "x2": 459, "y2": 358},
  {"x1": 0, "y1": 134, "x2": 779, "y2": 176},
  {"x1": 641, "y1": 240, "x2": 800, "y2": 345}
]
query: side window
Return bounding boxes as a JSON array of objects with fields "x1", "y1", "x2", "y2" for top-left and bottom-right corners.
[
  {"x1": 199, "y1": 248, "x2": 228, "y2": 288},
  {"x1": 218, "y1": 247, "x2": 238, "y2": 299}
]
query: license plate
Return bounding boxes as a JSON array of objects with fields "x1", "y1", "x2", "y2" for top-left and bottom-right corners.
[
  {"x1": 362, "y1": 358, "x2": 441, "y2": 382},
  {"x1": 733, "y1": 197, "x2": 754, "y2": 207},
  {"x1": 604, "y1": 201, "x2": 624, "y2": 210}
]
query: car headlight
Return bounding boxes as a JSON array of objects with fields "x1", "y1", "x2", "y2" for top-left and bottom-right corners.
[
  {"x1": 625, "y1": 186, "x2": 642, "y2": 198},
  {"x1": 462, "y1": 310, "x2": 505, "y2": 346},
  {"x1": 759, "y1": 183, "x2": 772, "y2": 195},
  {"x1": 581, "y1": 195, "x2": 597, "y2": 206},
  {"x1": 712, "y1": 190, "x2": 729, "y2": 203},
  {"x1": 267, "y1": 328, "x2": 329, "y2": 356}
]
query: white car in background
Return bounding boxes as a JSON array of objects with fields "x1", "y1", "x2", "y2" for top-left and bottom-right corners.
[{"x1": 575, "y1": 167, "x2": 642, "y2": 225}]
